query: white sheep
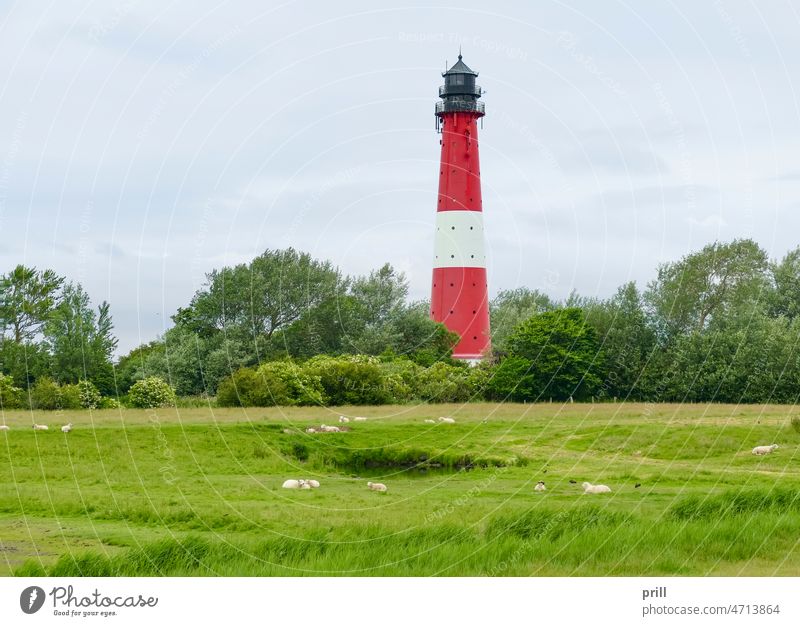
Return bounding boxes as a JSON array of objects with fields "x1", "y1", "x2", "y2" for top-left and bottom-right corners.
[
  {"x1": 752, "y1": 444, "x2": 779, "y2": 456},
  {"x1": 534, "y1": 481, "x2": 546, "y2": 492},
  {"x1": 32, "y1": 424, "x2": 49, "y2": 431},
  {"x1": 319, "y1": 424, "x2": 341, "y2": 433},
  {"x1": 338, "y1": 416, "x2": 350, "y2": 423},
  {"x1": 353, "y1": 417, "x2": 368, "y2": 422},
  {"x1": 300, "y1": 481, "x2": 312, "y2": 489},
  {"x1": 282, "y1": 479, "x2": 306, "y2": 489},
  {"x1": 424, "y1": 419, "x2": 436, "y2": 424},
  {"x1": 438, "y1": 416, "x2": 455, "y2": 424},
  {"x1": 305, "y1": 427, "x2": 318, "y2": 434},
  {"x1": 61, "y1": 423, "x2": 73, "y2": 433},
  {"x1": 305, "y1": 479, "x2": 320, "y2": 488},
  {"x1": 367, "y1": 481, "x2": 387, "y2": 492},
  {"x1": 0, "y1": 425, "x2": 10, "y2": 431},
  {"x1": 582, "y1": 482, "x2": 611, "y2": 494}
]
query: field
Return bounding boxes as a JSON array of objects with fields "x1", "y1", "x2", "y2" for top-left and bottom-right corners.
[{"x1": 1, "y1": 402, "x2": 799, "y2": 576}]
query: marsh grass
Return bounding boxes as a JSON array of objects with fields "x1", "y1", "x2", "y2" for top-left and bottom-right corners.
[{"x1": 2, "y1": 403, "x2": 799, "y2": 576}]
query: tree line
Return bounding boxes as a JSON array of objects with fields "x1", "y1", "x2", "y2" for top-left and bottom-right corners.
[{"x1": 3, "y1": 238, "x2": 800, "y2": 408}]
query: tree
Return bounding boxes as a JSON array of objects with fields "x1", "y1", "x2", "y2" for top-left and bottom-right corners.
[
  {"x1": 490, "y1": 288, "x2": 554, "y2": 352},
  {"x1": 0, "y1": 265, "x2": 64, "y2": 343},
  {"x1": 645, "y1": 239, "x2": 769, "y2": 340},
  {"x1": 44, "y1": 283, "x2": 118, "y2": 388},
  {"x1": 769, "y1": 247, "x2": 800, "y2": 319},
  {"x1": 488, "y1": 308, "x2": 604, "y2": 401},
  {"x1": 582, "y1": 282, "x2": 657, "y2": 400},
  {"x1": 177, "y1": 248, "x2": 343, "y2": 341}
]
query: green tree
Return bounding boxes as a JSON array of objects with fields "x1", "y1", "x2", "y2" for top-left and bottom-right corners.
[
  {"x1": 645, "y1": 239, "x2": 769, "y2": 340},
  {"x1": 0, "y1": 265, "x2": 64, "y2": 343},
  {"x1": 490, "y1": 288, "x2": 553, "y2": 352},
  {"x1": 489, "y1": 308, "x2": 604, "y2": 401},
  {"x1": 769, "y1": 247, "x2": 800, "y2": 319},
  {"x1": 44, "y1": 283, "x2": 118, "y2": 388}
]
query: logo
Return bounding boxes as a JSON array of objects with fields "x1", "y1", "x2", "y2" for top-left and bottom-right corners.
[{"x1": 20, "y1": 586, "x2": 46, "y2": 614}]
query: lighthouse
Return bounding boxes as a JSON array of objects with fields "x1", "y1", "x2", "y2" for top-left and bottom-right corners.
[{"x1": 430, "y1": 53, "x2": 491, "y2": 362}]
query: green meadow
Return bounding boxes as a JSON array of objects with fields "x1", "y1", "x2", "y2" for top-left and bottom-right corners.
[{"x1": 1, "y1": 402, "x2": 799, "y2": 576}]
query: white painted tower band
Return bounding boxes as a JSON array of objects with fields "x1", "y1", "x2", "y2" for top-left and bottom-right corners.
[{"x1": 433, "y1": 210, "x2": 487, "y2": 269}]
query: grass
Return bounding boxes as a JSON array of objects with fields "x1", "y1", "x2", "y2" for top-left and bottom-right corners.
[{"x1": 1, "y1": 402, "x2": 799, "y2": 576}]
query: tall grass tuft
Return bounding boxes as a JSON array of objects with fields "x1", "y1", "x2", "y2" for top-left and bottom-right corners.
[{"x1": 669, "y1": 488, "x2": 800, "y2": 521}]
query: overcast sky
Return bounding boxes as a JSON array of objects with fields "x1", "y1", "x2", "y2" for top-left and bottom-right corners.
[{"x1": 1, "y1": 1, "x2": 799, "y2": 354}]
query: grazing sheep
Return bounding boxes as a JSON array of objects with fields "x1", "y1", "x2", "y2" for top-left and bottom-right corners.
[
  {"x1": 319, "y1": 424, "x2": 341, "y2": 433},
  {"x1": 338, "y1": 416, "x2": 350, "y2": 423},
  {"x1": 534, "y1": 481, "x2": 546, "y2": 492},
  {"x1": 424, "y1": 419, "x2": 436, "y2": 424},
  {"x1": 438, "y1": 416, "x2": 455, "y2": 424},
  {"x1": 582, "y1": 482, "x2": 612, "y2": 494},
  {"x1": 282, "y1": 479, "x2": 305, "y2": 489},
  {"x1": 300, "y1": 481, "x2": 312, "y2": 489},
  {"x1": 306, "y1": 479, "x2": 320, "y2": 488},
  {"x1": 752, "y1": 444, "x2": 779, "y2": 456},
  {"x1": 32, "y1": 424, "x2": 49, "y2": 431},
  {"x1": 305, "y1": 427, "x2": 318, "y2": 434},
  {"x1": 353, "y1": 417, "x2": 368, "y2": 422},
  {"x1": 61, "y1": 423, "x2": 73, "y2": 433},
  {"x1": 367, "y1": 481, "x2": 388, "y2": 492},
  {"x1": 0, "y1": 425, "x2": 10, "y2": 432}
]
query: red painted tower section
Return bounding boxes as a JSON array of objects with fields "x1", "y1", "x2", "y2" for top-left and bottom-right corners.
[{"x1": 430, "y1": 54, "x2": 491, "y2": 361}]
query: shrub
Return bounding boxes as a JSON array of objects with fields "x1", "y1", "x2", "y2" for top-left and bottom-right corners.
[
  {"x1": 0, "y1": 372, "x2": 23, "y2": 409},
  {"x1": 128, "y1": 377, "x2": 176, "y2": 408},
  {"x1": 59, "y1": 384, "x2": 82, "y2": 410},
  {"x1": 29, "y1": 377, "x2": 64, "y2": 410},
  {"x1": 791, "y1": 416, "x2": 800, "y2": 435},
  {"x1": 99, "y1": 396, "x2": 121, "y2": 409},
  {"x1": 217, "y1": 362, "x2": 324, "y2": 407},
  {"x1": 78, "y1": 380, "x2": 101, "y2": 409},
  {"x1": 302, "y1": 355, "x2": 389, "y2": 405},
  {"x1": 416, "y1": 362, "x2": 475, "y2": 403}
]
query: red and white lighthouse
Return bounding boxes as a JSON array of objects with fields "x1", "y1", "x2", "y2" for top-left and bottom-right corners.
[{"x1": 430, "y1": 54, "x2": 491, "y2": 361}]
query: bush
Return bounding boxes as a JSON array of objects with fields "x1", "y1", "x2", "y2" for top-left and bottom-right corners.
[
  {"x1": 78, "y1": 380, "x2": 101, "y2": 409},
  {"x1": 99, "y1": 396, "x2": 121, "y2": 409},
  {"x1": 416, "y1": 362, "x2": 475, "y2": 403},
  {"x1": 0, "y1": 372, "x2": 23, "y2": 409},
  {"x1": 59, "y1": 384, "x2": 82, "y2": 410},
  {"x1": 128, "y1": 377, "x2": 177, "y2": 408},
  {"x1": 29, "y1": 377, "x2": 64, "y2": 410},
  {"x1": 791, "y1": 416, "x2": 800, "y2": 435},
  {"x1": 216, "y1": 362, "x2": 325, "y2": 407},
  {"x1": 303, "y1": 355, "x2": 389, "y2": 405}
]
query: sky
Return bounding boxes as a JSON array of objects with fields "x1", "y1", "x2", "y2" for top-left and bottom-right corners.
[{"x1": 1, "y1": 0, "x2": 799, "y2": 355}]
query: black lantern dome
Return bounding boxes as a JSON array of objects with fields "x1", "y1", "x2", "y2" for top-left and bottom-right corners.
[{"x1": 435, "y1": 53, "x2": 485, "y2": 123}]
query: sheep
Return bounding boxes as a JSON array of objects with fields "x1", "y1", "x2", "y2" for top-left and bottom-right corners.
[
  {"x1": 300, "y1": 481, "x2": 312, "y2": 489},
  {"x1": 338, "y1": 416, "x2": 350, "y2": 423},
  {"x1": 367, "y1": 481, "x2": 388, "y2": 492},
  {"x1": 32, "y1": 424, "x2": 49, "y2": 431},
  {"x1": 438, "y1": 416, "x2": 455, "y2": 424},
  {"x1": 353, "y1": 417, "x2": 368, "y2": 422},
  {"x1": 305, "y1": 427, "x2": 318, "y2": 434},
  {"x1": 61, "y1": 423, "x2": 73, "y2": 433},
  {"x1": 306, "y1": 479, "x2": 320, "y2": 488},
  {"x1": 582, "y1": 482, "x2": 612, "y2": 494},
  {"x1": 534, "y1": 481, "x2": 546, "y2": 492},
  {"x1": 0, "y1": 425, "x2": 10, "y2": 431},
  {"x1": 424, "y1": 419, "x2": 436, "y2": 424},
  {"x1": 752, "y1": 444, "x2": 779, "y2": 456},
  {"x1": 282, "y1": 479, "x2": 306, "y2": 489},
  {"x1": 319, "y1": 424, "x2": 341, "y2": 433}
]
